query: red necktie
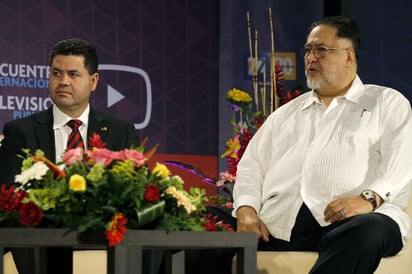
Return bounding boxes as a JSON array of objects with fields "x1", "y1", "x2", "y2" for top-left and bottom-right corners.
[{"x1": 66, "y1": 119, "x2": 84, "y2": 149}]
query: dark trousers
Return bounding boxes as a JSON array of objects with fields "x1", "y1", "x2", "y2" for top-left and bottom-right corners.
[
  {"x1": 10, "y1": 248, "x2": 39, "y2": 274},
  {"x1": 185, "y1": 204, "x2": 403, "y2": 274},
  {"x1": 11, "y1": 247, "x2": 72, "y2": 274}
]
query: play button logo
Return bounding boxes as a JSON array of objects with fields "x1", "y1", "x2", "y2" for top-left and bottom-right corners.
[
  {"x1": 98, "y1": 64, "x2": 152, "y2": 129},
  {"x1": 107, "y1": 84, "x2": 124, "y2": 107}
]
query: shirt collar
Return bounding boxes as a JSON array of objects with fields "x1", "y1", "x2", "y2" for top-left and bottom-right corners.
[
  {"x1": 53, "y1": 104, "x2": 90, "y2": 129},
  {"x1": 342, "y1": 75, "x2": 364, "y2": 104},
  {"x1": 300, "y1": 75, "x2": 364, "y2": 111},
  {"x1": 300, "y1": 91, "x2": 322, "y2": 110}
]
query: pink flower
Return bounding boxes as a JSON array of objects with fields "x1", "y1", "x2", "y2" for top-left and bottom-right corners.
[
  {"x1": 219, "y1": 171, "x2": 236, "y2": 184},
  {"x1": 223, "y1": 202, "x2": 234, "y2": 208},
  {"x1": 62, "y1": 148, "x2": 84, "y2": 166},
  {"x1": 87, "y1": 148, "x2": 115, "y2": 166},
  {"x1": 119, "y1": 149, "x2": 147, "y2": 168}
]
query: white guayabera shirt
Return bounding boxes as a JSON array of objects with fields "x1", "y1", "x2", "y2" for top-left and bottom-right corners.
[{"x1": 233, "y1": 75, "x2": 412, "y2": 244}]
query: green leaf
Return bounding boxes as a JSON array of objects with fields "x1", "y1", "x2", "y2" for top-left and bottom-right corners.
[{"x1": 135, "y1": 200, "x2": 166, "y2": 227}]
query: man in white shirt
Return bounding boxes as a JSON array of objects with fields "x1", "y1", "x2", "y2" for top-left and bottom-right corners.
[{"x1": 186, "y1": 15, "x2": 412, "y2": 274}]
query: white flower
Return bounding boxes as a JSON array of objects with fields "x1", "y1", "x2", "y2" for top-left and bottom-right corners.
[
  {"x1": 165, "y1": 186, "x2": 196, "y2": 214},
  {"x1": 15, "y1": 161, "x2": 49, "y2": 185}
]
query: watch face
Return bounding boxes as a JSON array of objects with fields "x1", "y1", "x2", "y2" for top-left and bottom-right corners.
[
  {"x1": 362, "y1": 190, "x2": 375, "y2": 199},
  {"x1": 362, "y1": 190, "x2": 377, "y2": 210}
]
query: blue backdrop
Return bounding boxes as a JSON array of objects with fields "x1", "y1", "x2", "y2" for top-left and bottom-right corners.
[
  {"x1": 342, "y1": 0, "x2": 412, "y2": 102},
  {"x1": 218, "y1": 0, "x2": 324, "y2": 171}
]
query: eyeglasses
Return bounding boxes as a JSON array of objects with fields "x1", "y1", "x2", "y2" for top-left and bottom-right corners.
[{"x1": 301, "y1": 46, "x2": 351, "y2": 59}]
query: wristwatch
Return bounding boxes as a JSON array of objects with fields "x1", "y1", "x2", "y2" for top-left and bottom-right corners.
[{"x1": 360, "y1": 190, "x2": 377, "y2": 210}]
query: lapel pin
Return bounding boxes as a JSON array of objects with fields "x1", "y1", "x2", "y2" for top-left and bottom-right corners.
[{"x1": 101, "y1": 127, "x2": 108, "y2": 131}]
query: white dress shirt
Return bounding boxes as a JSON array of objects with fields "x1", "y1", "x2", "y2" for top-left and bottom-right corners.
[
  {"x1": 233, "y1": 76, "x2": 412, "y2": 244},
  {"x1": 53, "y1": 104, "x2": 90, "y2": 163}
]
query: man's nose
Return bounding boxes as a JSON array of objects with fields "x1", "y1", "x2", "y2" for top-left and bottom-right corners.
[{"x1": 59, "y1": 74, "x2": 71, "y2": 85}]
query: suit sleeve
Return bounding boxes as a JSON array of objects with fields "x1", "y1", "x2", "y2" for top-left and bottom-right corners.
[
  {"x1": 0, "y1": 122, "x2": 26, "y2": 186},
  {"x1": 125, "y1": 122, "x2": 139, "y2": 147}
]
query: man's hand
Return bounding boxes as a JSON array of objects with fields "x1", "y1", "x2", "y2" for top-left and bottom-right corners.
[
  {"x1": 236, "y1": 206, "x2": 270, "y2": 242},
  {"x1": 323, "y1": 195, "x2": 379, "y2": 223}
]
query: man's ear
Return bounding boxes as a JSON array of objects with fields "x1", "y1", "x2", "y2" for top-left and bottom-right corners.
[
  {"x1": 90, "y1": 72, "x2": 99, "y2": 92},
  {"x1": 346, "y1": 48, "x2": 356, "y2": 67}
]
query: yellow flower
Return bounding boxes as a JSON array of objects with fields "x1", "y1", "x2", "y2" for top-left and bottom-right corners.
[
  {"x1": 227, "y1": 88, "x2": 253, "y2": 104},
  {"x1": 69, "y1": 174, "x2": 86, "y2": 192},
  {"x1": 152, "y1": 162, "x2": 170, "y2": 179},
  {"x1": 220, "y1": 136, "x2": 241, "y2": 158}
]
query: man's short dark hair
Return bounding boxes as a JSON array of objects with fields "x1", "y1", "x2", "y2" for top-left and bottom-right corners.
[
  {"x1": 309, "y1": 16, "x2": 360, "y2": 59},
  {"x1": 49, "y1": 38, "x2": 99, "y2": 74}
]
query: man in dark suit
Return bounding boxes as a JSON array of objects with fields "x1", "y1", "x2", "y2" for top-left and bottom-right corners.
[{"x1": 0, "y1": 38, "x2": 139, "y2": 274}]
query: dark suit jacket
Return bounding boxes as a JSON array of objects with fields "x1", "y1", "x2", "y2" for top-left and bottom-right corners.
[{"x1": 0, "y1": 106, "x2": 139, "y2": 186}]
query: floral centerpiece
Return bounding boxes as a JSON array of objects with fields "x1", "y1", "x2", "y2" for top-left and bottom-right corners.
[{"x1": 0, "y1": 134, "x2": 233, "y2": 246}]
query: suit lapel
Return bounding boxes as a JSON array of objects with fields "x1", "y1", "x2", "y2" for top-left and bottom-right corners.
[
  {"x1": 34, "y1": 108, "x2": 56, "y2": 162},
  {"x1": 87, "y1": 108, "x2": 112, "y2": 148}
]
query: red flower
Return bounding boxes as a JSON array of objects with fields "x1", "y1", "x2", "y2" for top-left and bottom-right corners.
[
  {"x1": 203, "y1": 213, "x2": 234, "y2": 232},
  {"x1": 282, "y1": 89, "x2": 302, "y2": 104},
  {"x1": 0, "y1": 185, "x2": 28, "y2": 213},
  {"x1": 144, "y1": 184, "x2": 160, "y2": 202},
  {"x1": 88, "y1": 133, "x2": 106, "y2": 148},
  {"x1": 19, "y1": 201, "x2": 43, "y2": 226},
  {"x1": 105, "y1": 213, "x2": 128, "y2": 247},
  {"x1": 204, "y1": 220, "x2": 217, "y2": 231},
  {"x1": 216, "y1": 221, "x2": 235, "y2": 232},
  {"x1": 226, "y1": 128, "x2": 254, "y2": 177}
]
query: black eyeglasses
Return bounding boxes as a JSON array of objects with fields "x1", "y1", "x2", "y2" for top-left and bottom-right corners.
[{"x1": 300, "y1": 46, "x2": 351, "y2": 59}]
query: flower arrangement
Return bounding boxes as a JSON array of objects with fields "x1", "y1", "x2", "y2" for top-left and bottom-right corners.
[
  {"x1": 216, "y1": 65, "x2": 303, "y2": 206},
  {"x1": 0, "y1": 134, "x2": 233, "y2": 246}
]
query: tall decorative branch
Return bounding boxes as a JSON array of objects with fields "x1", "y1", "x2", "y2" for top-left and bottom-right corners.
[
  {"x1": 247, "y1": 12, "x2": 253, "y2": 63},
  {"x1": 262, "y1": 62, "x2": 267, "y2": 117},
  {"x1": 269, "y1": 8, "x2": 277, "y2": 113},
  {"x1": 253, "y1": 30, "x2": 259, "y2": 112},
  {"x1": 247, "y1": 12, "x2": 257, "y2": 112}
]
